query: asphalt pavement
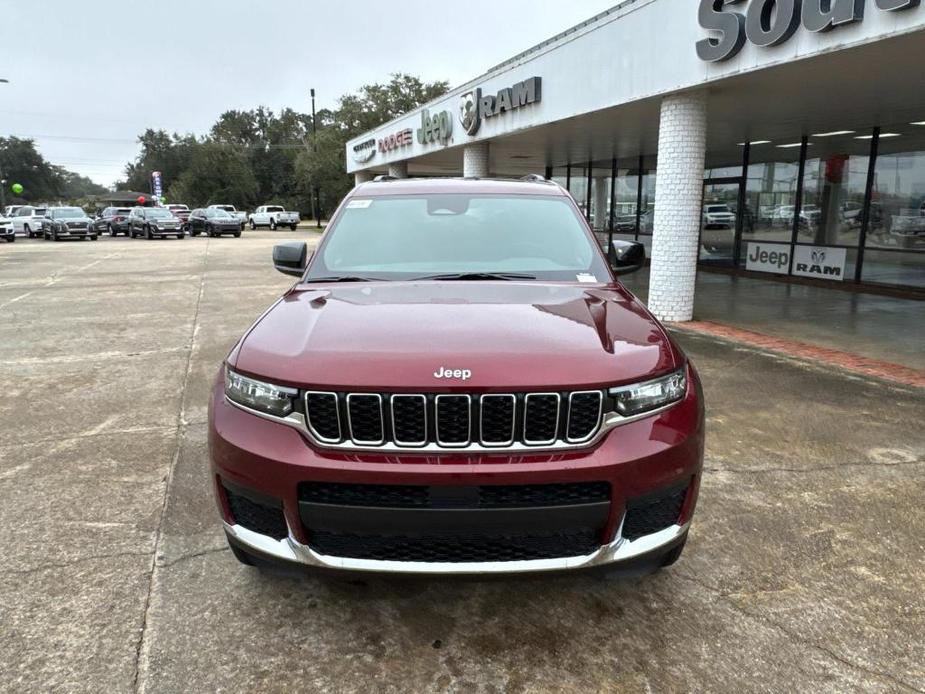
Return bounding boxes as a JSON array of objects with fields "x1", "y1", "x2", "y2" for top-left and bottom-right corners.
[{"x1": 1, "y1": 232, "x2": 922, "y2": 693}]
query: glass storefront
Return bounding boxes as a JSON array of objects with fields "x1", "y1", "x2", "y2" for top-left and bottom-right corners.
[{"x1": 553, "y1": 124, "x2": 924, "y2": 291}]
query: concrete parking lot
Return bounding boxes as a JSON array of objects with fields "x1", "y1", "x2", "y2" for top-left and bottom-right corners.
[{"x1": 1, "y1": 233, "x2": 923, "y2": 693}]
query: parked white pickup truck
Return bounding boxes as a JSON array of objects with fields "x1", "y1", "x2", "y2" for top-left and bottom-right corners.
[
  {"x1": 248, "y1": 205, "x2": 300, "y2": 230},
  {"x1": 207, "y1": 204, "x2": 247, "y2": 227}
]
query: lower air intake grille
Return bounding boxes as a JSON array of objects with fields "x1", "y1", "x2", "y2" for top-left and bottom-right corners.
[
  {"x1": 308, "y1": 529, "x2": 600, "y2": 562},
  {"x1": 621, "y1": 484, "x2": 688, "y2": 541},
  {"x1": 298, "y1": 481, "x2": 611, "y2": 509},
  {"x1": 224, "y1": 486, "x2": 288, "y2": 540}
]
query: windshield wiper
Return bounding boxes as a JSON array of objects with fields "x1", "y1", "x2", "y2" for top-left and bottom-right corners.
[
  {"x1": 411, "y1": 272, "x2": 536, "y2": 281},
  {"x1": 303, "y1": 276, "x2": 385, "y2": 283}
]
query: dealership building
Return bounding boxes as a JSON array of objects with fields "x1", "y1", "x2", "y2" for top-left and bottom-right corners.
[{"x1": 345, "y1": 0, "x2": 925, "y2": 321}]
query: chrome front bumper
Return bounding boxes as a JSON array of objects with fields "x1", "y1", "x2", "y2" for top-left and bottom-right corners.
[{"x1": 223, "y1": 519, "x2": 689, "y2": 575}]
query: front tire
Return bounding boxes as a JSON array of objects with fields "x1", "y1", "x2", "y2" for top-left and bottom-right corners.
[
  {"x1": 108, "y1": 224, "x2": 115, "y2": 237},
  {"x1": 7, "y1": 235, "x2": 14, "y2": 243},
  {"x1": 24, "y1": 225, "x2": 31, "y2": 238},
  {"x1": 90, "y1": 235, "x2": 98, "y2": 241},
  {"x1": 145, "y1": 226, "x2": 153, "y2": 240},
  {"x1": 270, "y1": 218, "x2": 277, "y2": 231},
  {"x1": 290, "y1": 224, "x2": 297, "y2": 231},
  {"x1": 234, "y1": 230, "x2": 241, "y2": 238},
  {"x1": 249, "y1": 219, "x2": 256, "y2": 230}
]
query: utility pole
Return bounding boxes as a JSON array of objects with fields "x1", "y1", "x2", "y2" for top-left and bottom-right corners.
[{"x1": 310, "y1": 88, "x2": 321, "y2": 228}]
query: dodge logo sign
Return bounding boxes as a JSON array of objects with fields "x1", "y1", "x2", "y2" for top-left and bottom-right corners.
[{"x1": 459, "y1": 89, "x2": 481, "y2": 136}]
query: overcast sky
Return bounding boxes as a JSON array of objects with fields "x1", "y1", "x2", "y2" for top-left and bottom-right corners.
[{"x1": 1, "y1": 0, "x2": 616, "y2": 187}]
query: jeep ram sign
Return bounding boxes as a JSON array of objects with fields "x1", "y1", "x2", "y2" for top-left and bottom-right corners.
[
  {"x1": 697, "y1": 0, "x2": 921, "y2": 62},
  {"x1": 746, "y1": 242, "x2": 847, "y2": 281},
  {"x1": 458, "y1": 77, "x2": 542, "y2": 136}
]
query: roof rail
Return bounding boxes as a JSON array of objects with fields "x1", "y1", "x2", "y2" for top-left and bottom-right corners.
[
  {"x1": 372, "y1": 174, "x2": 398, "y2": 182},
  {"x1": 519, "y1": 174, "x2": 547, "y2": 183}
]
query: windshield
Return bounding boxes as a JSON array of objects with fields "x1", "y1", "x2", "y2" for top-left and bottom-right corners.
[
  {"x1": 308, "y1": 194, "x2": 609, "y2": 282},
  {"x1": 706, "y1": 205, "x2": 730, "y2": 213},
  {"x1": 207, "y1": 209, "x2": 232, "y2": 218},
  {"x1": 168, "y1": 205, "x2": 188, "y2": 211},
  {"x1": 115, "y1": 208, "x2": 132, "y2": 215},
  {"x1": 51, "y1": 207, "x2": 85, "y2": 218},
  {"x1": 214, "y1": 205, "x2": 234, "y2": 212},
  {"x1": 147, "y1": 208, "x2": 174, "y2": 219}
]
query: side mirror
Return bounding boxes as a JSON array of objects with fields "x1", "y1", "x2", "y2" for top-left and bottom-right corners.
[
  {"x1": 609, "y1": 239, "x2": 646, "y2": 275},
  {"x1": 273, "y1": 242, "x2": 311, "y2": 277}
]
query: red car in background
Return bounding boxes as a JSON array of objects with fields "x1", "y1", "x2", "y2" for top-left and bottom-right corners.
[{"x1": 209, "y1": 176, "x2": 704, "y2": 577}]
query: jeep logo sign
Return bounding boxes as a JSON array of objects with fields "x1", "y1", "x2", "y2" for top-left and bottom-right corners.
[
  {"x1": 746, "y1": 242, "x2": 791, "y2": 273},
  {"x1": 696, "y1": 0, "x2": 921, "y2": 63},
  {"x1": 792, "y1": 245, "x2": 847, "y2": 281},
  {"x1": 417, "y1": 109, "x2": 453, "y2": 146}
]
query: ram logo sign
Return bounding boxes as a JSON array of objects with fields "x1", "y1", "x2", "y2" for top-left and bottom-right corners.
[{"x1": 793, "y1": 245, "x2": 847, "y2": 281}]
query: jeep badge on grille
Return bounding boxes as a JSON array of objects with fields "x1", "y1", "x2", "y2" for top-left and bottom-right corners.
[{"x1": 433, "y1": 367, "x2": 472, "y2": 381}]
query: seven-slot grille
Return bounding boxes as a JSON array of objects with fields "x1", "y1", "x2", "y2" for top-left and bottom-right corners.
[{"x1": 303, "y1": 390, "x2": 603, "y2": 450}]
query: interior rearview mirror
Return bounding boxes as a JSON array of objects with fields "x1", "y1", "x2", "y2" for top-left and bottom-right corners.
[
  {"x1": 609, "y1": 239, "x2": 646, "y2": 275},
  {"x1": 273, "y1": 242, "x2": 311, "y2": 277}
]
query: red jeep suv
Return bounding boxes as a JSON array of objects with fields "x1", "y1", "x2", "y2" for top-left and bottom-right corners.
[{"x1": 209, "y1": 177, "x2": 704, "y2": 576}]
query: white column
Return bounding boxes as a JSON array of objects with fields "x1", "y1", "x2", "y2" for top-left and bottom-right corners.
[
  {"x1": 388, "y1": 162, "x2": 408, "y2": 179},
  {"x1": 592, "y1": 177, "x2": 609, "y2": 231},
  {"x1": 463, "y1": 143, "x2": 490, "y2": 178},
  {"x1": 648, "y1": 92, "x2": 707, "y2": 323},
  {"x1": 354, "y1": 171, "x2": 373, "y2": 185}
]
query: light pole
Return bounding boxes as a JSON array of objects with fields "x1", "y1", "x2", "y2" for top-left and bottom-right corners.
[{"x1": 310, "y1": 88, "x2": 321, "y2": 228}]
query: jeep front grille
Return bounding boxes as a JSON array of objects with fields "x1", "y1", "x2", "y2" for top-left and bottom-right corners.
[{"x1": 303, "y1": 389, "x2": 603, "y2": 451}]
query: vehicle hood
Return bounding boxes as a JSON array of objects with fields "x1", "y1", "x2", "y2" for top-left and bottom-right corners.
[{"x1": 232, "y1": 282, "x2": 681, "y2": 391}]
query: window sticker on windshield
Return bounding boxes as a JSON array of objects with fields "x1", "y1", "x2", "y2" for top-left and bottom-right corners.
[
  {"x1": 346, "y1": 199, "x2": 373, "y2": 209},
  {"x1": 576, "y1": 273, "x2": 598, "y2": 283}
]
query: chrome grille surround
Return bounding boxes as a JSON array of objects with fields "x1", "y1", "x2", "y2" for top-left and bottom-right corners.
[
  {"x1": 224, "y1": 390, "x2": 678, "y2": 454},
  {"x1": 478, "y1": 394, "x2": 516, "y2": 447},
  {"x1": 522, "y1": 393, "x2": 561, "y2": 446},
  {"x1": 434, "y1": 394, "x2": 472, "y2": 448}
]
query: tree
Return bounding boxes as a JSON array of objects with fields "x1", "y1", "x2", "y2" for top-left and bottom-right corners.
[
  {"x1": 295, "y1": 74, "x2": 450, "y2": 217},
  {"x1": 335, "y1": 73, "x2": 450, "y2": 137},
  {"x1": 0, "y1": 137, "x2": 64, "y2": 202},
  {"x1": 167, "y1": 142, "x2": 258, "y2": 208},
  {"x1": 123, "y1": 129, "x2": 198, "y2": 194}
]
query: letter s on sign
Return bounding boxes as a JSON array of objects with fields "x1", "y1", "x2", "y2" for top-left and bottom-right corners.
[{"x1": 696, "y1": 0, "x2": 747, "y2": 62}]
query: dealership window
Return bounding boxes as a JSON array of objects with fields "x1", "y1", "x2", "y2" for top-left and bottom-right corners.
[
  {"x1": 568, "y1": 164, "x2": 588, "y2": 220},
  {"x1": 588, "y1": 162, "x2": 612, "y2": 232},
  {"x1": 741, "y1": 147, "x2": 803, "y2": 249},
  {"x1": 613, "y1": 160, "x2": 641, "y2": 241},
  {"x1": 861, "y1": 125, "x2": 925, "y2": 288},
  {"x1": 638, "y1": 156, "x2": 657, "y2": 235},
  {"x1": 800, "y1": 133, "x2": 871, "y2": 248},
  {"x1": 550, "y1": 166, "x2": 568, "y2": 191}
]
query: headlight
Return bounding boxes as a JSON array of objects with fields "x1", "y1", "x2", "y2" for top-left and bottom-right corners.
[
  {"x1": 224, "y1": 367, "x2": 297, "y2": 417},
  {"x1": 609, "y1": 368, "x2": 687, "y2": 417}
]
